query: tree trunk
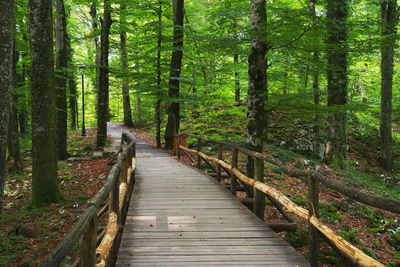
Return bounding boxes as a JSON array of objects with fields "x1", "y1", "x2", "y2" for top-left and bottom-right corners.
[
  {"x1": 8, "y1": 46, "x2": 22, "y2": 171},
  {"x1": 156, "y1": 0, "x2": 163, "y2": 148},
  {"x1": 234, "y1": 54, "x2": 240, "y2": 102},
  {"x1": 164, "y1": 0, "x2": 184, "y2": 150},
  {"x1": 29, "y1": 0, "x2": 61, "y2": 205},
  {"x1": 8, "y1": 95, "x2": 22, "y2": 171},
  {"x1": 18, "y1": 47, "x2": 28, "y2": 136},
  {"x1": 246, "y1": 0, "x2": 267, "y2": 178},
  {"x1": 0, "y1": 0, "x2": 14, "y2": 226},
  {"x1": 54, "y1": 0, "x2": 69, "y2": 160},
  {"x1": 69, "y1": 69, "x2": 77, "y2": 129},
  {"x1": 135, "y1": 58, "x2": 142, "y2": 123},
  {"x1": 67, "y1": 21, "x2": 76, "y2": 130},
  {"x1": 90, "y1": 2, "x2": 100, "y2": 94},
  {"x1": 380, "y1": 0, "x2": 397, "y2": 170},
  {"x1": 323, "y1": 0, "x2": 348, "y2": 168},
  {"x1": 120, "y1": 1, "x2": 133, "y2": 127},
  {"x1": 310, "y1": 0, "x2": 320, "y2": 157},
  {"x1": 97, "y1": 0, "x2": 112, "y2": 148}
]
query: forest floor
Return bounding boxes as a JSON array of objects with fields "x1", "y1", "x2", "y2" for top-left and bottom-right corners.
[
  {"x1": 0, "y1": 128, "x2": 113, "y2": 266},
  {"x1": 131, "y1": 105, "x2": 400, "y2": 267}
]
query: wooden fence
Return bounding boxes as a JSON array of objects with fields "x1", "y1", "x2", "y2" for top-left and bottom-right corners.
[
  {"x1": 174, "y1": 133, "x2": 400, "y2": 267},
  {"x1": 40, "y1": 132, "x2": 136, "y2": 267}
]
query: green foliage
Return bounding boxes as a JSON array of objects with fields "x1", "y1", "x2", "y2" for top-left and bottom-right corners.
[
  {"x1": 388, "y1": 232, "x2": 400, "y2": 251},
  {"x1": 338, "y1": 225, "x2": 363, "y2": 245},
  {"x1": 320, "y1": 202, "x2": 342, "y2": 225},
  {"x1": 292, "y1": 195, "x2": 306, "y2": 206},
  {"x1": 339, "y1": 169, "x2": 400, "y2": 200}
]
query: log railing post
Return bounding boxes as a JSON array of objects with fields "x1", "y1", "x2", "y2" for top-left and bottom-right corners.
[
  {"x1": 109, "y1": 168, "x2": 121, "y2": 226},
  {"x1": 230, "y1": 148, "x2": 238, "y2": 195},
  {"x1": 80, "y1": 215, "x2": 98, "y2": 267},
  {"x1": 181, "y1": 134, "x2": 187, "y2": 148},
  {"x1": 197, "y1": 139, "x2": 202, "y2": 169},
  {"x1": 308, "y1": 173, "x2": 320, "y2": 267},
  {"x1": 253, "y1": 157, "x2": 265, "y2": 220},
  {"x1": 177, "y1": 135, "x2": 182, "y2": 160},
  {"x1": 173, "y1": 134, "x2": 179, "y2": 156},
  {"x1": 217, "y1": 144, "x2": 223, "y2": 181}
]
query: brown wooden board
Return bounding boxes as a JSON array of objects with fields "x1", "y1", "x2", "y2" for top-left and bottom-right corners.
[{"x1": 116, "y1": 143, "x2": 309, "y2": 266}]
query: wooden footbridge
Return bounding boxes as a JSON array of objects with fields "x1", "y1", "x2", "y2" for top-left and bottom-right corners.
[
  {"x1": 116, "y1": 141, "x2": 308, "y2": 266},
  {"x1": 41, "y1": 123, "x2": 399, "y2": 267}
]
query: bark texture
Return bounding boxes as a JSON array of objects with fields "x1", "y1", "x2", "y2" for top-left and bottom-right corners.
[
  {"x1": 120, "y1": 1, "x2": 133, "y2": 127},
  {"x1": 156, "y1": 1, "x2": 163, "y2": 148},
  {"x1": 234, "y1": 54, "x2": 240, "y2": 102},
  {"x1": 164, "y1": 0, "x2": 184, "y2": 150},
  {"x1": 310, "y1": 0, "x2": 320, "y2": 157},
  {"x1": 69, "y1": 69, "x2": 77, "y2": 129},
  {"x1": 246, "y1": 0, "x2": 267, "y2": 177},
  {"x1": 8, "y1": 47, "x2": 22, "y2": 171},
  {"x1": 90, "y1": 3, "x2": 100, "y2": 94},
  {"x1": 97, "y1": 0, "x2": 112, "y2": 148},
  {"x1": 380, "y1": 0, "x2": 397, "y2": 170},
  {"x1": 54, "y1": 0, "x2": 68, "y2": 160},
  {"x1": 323, "y1": 0, "x2": 348, "y2": 168},
  {"x1": 29, "y1": 0, "x2": 61, "y2": 205},
  {"x1": 0, "y1": 0, "x2": 14, "y2": 226}
]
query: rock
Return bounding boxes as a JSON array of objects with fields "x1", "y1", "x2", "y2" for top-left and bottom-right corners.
[{"x1": 92, "y1": 151, "x2": 103, "y2": 158}]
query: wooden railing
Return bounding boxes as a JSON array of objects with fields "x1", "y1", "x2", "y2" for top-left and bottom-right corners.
[
  {"x1": 174, "y1": 133, "x2": 400, "y2": 267},
  {"x1": 40, "y1": 132, "x2": 136, "y2": 267}
]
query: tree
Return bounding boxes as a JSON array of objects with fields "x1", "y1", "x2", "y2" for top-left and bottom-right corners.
[
  {"x1": 90, "y1": 2, "x2": 100, "y2": 94},
  {"x1": 120, "y1": 0, "x2": 133, "y2": 128},
  {"x1": 68, "y1": 65, "x2": 78, "y2": 130},
  {"x1": 8, "y1": 43, "x2": 23, "y2": 171},
  {"x1": 29, "y1": 0, "x2": 61, "y2": 205},
  {"x1": 164, "y1": 0, "x2": 184, "y2": 150},
  {"x1": 54, "y1": 0, "x2": 69, "y2": 160},
  {"x1": 380, "y1": 0, "x2": 398, "y2": 170},
  {"x1": 247, "y1": 0, "x2": 267, "y2": 218},
  {"x1": 310, "y1": 0, "x2": 320, "y2": 157},
  {"x1": 0, "y1": 0, "x2": 14, "y2": 226},
  {"x1": 155, "y1": 0, "x2": 163, "y2": 148},
  {"x1": 323, "y1": 0, "x2": 348, "y2": 168},
  {"x1": 97, "y1": 0, "x2": 112, "y2": 148}
]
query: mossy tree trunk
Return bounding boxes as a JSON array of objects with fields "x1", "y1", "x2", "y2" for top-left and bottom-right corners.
[
  {"x1": 246, "y1": 0, "x2": 267, "y2": 178},
  {"x1": 165, "y1": 0, "x2": 184, "y2": 150},
  {"x1": 69, "y1": 68, "x2": 77, "y2": 130},
  {"x1": 54, "y1": 0, "x2": 69, "y2": 160},
  {"x1": 380, "y1": 0, "x2": 397, "y2": 170},
  {"x1": 323, "y1": 0, "x2": 348, "y2": 168},
  {"x1": 29, "y1": 0, "x2": 61, "y2": 205},
  {"x1": 97, "y1": 0, "x2": 112, "y2": 148},
  {"x1": 0, "y1": 0, "x2": 14, "y2": 226},
  {"x1": 120, "y1": 1, "x2": 133, "y2": 127}
]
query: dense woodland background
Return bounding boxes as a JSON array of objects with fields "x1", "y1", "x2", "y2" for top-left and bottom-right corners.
[{"x1": 0, "y1": 0, "x2": 400, "y2": 265}]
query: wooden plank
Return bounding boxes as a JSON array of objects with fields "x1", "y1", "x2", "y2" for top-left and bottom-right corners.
[
  {"x1": 120, "y1": 238, "x2": 290, "y2": 247},
  {"x1": 116, "y1": 143, "x2": 309, "y2": 267},
  {"x1": 117, "y1": 254, "x2": 306, "y2": 262},
  {"x1": 117, "y1": 263, "x2": 306, "y2": 267}
]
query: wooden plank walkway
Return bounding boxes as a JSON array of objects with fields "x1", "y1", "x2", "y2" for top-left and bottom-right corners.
[{"x1": 116, "y1": 139, "x2": 310, "y2": 266}]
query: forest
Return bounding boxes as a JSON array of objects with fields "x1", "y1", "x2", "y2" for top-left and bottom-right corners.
[{"x1": 0, "y1": 0, "x2": 400, "y2": 266}]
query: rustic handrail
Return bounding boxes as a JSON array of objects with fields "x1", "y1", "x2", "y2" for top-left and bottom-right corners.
[
  {"x1": 174, "y1": 133, "x2": 397, "y2": 267},
  {"x1": 40, "y1": 132, "x2": 136, "y2": 267},
  {"x1": 178, "y1": 133, "x2": 400, "y2": 214}
]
